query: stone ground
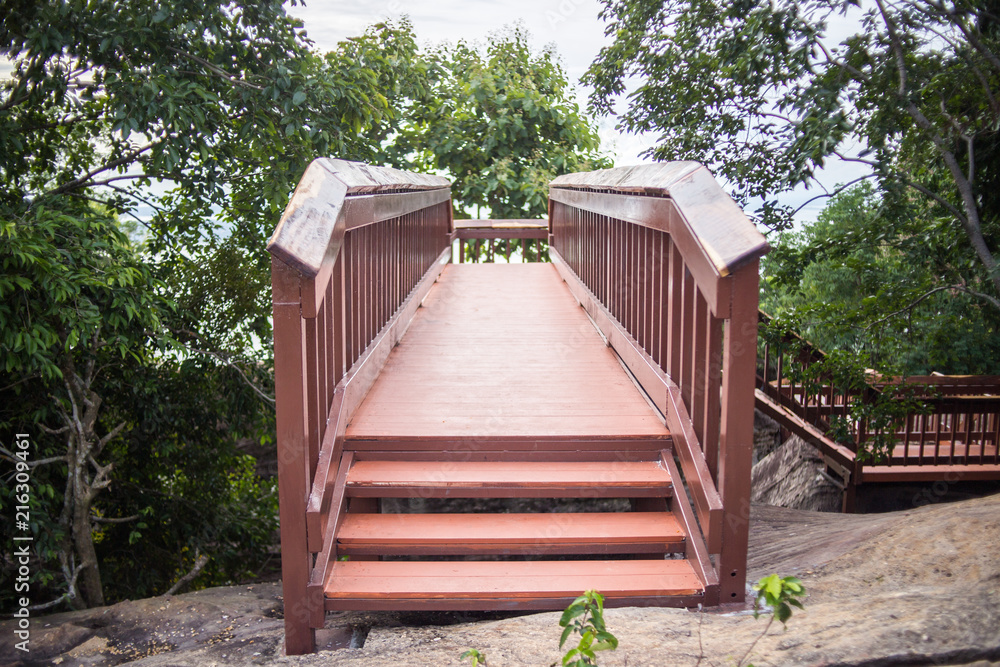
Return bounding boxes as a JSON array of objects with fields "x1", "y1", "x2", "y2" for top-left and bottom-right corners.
[{"x1": 3, "y1": 493, "x2": 1000, "y2": 667}]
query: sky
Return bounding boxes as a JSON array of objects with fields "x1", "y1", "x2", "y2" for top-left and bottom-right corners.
[{"x1": 285, "y1": 0, "x2": 871, "y2": 225}]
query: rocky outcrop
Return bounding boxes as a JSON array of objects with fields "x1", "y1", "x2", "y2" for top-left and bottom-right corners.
[{"x1": 751, "y1": 435, "x2": 843, "y2": 512}]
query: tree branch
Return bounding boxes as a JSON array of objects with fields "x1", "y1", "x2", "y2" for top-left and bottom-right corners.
[
  {"x1": 179, "y1": 342, "x2": 276, "y2": 405},
  {"x1": 90, "y1": 513, "x2": 140, "y2": 524},
  {"x1": 955, "y1": 285, "x2": 1000, "y2": 310},
  {"x1": 792, "y1": 174, "x2": 877, "y2": 215},
  {"x1": 167, "y1": 47, "x2": 265, "y2": 92},
  {"x1": 864, "y1": 284, "x2": 964, "y2": 331},
  {"x1": 163, "y1": 552, "x2": 210, "y2": 596},
  {"x1": 43, "y1": 142, "x2": 157, "y2": 199},
  {"x1": 0, "y1": 444, "x2": 69, "y2": 467}
]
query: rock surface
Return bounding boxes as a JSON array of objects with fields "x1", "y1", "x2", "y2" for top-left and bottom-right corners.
[
  {"x1": 4, "y1": 493, "x2": 1000, "y2": 666},
  {"x1": 751, "y1": 435, "x2": 843, "y2": 512}
]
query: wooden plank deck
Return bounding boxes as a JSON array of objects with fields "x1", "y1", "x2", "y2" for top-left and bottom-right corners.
[{"x1": 346, "y1": 263, "x2": 670, "y2": 443}]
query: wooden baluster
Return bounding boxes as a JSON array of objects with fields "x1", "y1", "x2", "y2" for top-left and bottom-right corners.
[
  {"x1": 704, "y1": 312, "x2": 723, "y2": 481},
  {"x1": 680, "y1": 267, "x2": 695, "y2": 410},
  {"x1": 667, "y1": 240, "x2": 683, "y2": 381},
  {"x1": 692, "y1": 290, "x2": 708, "y2": 446},
  {"x1": 718, "y1": 258, "x2": 760, "y2": 603},
  {"x1": 333, "y1": 254, "x2": 344, "y2": 385}
]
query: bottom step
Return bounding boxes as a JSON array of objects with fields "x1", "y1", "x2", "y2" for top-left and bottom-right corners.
[{"x1": 323, "y1": 559, "x2": 703, "y2": 611}]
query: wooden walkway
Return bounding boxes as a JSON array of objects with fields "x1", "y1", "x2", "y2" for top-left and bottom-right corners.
[
  {"x1": 347, "y1": 263, "x2": 669, "y2": 449},
  {"x1": 268, "y1": 160, "x2": 768, "y2": 654}
]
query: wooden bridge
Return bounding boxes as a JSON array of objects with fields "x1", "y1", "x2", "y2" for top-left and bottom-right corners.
[{"x1": 267, "y1": 159, "x2": 768, "y2": 655}]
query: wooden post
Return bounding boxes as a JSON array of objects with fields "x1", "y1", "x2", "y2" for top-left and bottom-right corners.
[
  {"x1": 271, "y1": 257, "x2": 318, "y2": 655},
  {"x1": 717, "y1": 258, "x2": 759, "y2": 603}
]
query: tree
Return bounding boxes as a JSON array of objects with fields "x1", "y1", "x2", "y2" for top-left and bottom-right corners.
[
  {"x1": 1, "y1": 3, "x2": 424, "y2": 609},
  {"x1": 1, "y1": 207, "x2": 169, "y2": 608},
  {"x1": 585, "y1": 0, "x2": 1000, "y2": 307},
  {"x1": 399, "y1": 24, "x2": 610, "y2": 223},
  {"x1": 762, "y1": 182, "x2": 1000, "y2": 374}
]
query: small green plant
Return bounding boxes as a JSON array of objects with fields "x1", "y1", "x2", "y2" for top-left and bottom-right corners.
[
  {"x1": 461, "y1": 648, "x2": 486, "y2": 666},
  {"x1": 739, "y1": 574, "x2": 807, "y2": 666},
  {"x1": 555, "y1": 590, "x2": 618, "y2": 667}
]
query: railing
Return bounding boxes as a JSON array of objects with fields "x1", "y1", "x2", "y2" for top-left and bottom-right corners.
[
  {"x1": 452, "y1": 219, "x2": 549, "y2": 262},
  {"x1": 548, "y1": 163, "x2": 770, "y2": 604},
  {"x1": 267, "y1": 159, "x2": 451, "y2": 654},
  {"x1": 757, "y1": 312, "x2": 1000, "y2": 479},
  {"x1": 883, "y1": 377, "x2": 1000, "y2": 467}
]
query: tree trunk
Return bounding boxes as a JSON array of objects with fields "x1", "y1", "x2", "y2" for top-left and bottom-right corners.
[{"x1": 72, "y1": 492, "x2": 104, "y2": 607}]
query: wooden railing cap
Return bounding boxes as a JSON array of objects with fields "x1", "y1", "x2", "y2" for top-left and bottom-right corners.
[
  {"x1": 267, "y1": 158, "x2": 451, "y2": 277},
  {"x1": 551, "y1": 162, "x2": 769, "y2": 276}
]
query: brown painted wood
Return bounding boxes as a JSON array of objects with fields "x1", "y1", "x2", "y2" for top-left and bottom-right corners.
[
  {"x1": 346, "y1": 264, "x2": 671, "y2": 440},
  {"x1": 550, "y1": 163, "x2": 769, "y2": 277},
  {"x1": 861, "y1": 463, "x2": 1000, "y2": 482},
  {"x1": 717, "y1": 260, "x2": 759, "y2": 604},
  {"x1": 324, "y1": 593, "x2": 706, "y2": 612},
  {"x1": 304, "y1": 247, "x2": 450, "y2": 550},
  {"x1": 306, "y1": 389, "x2": 345, "y2": 553},
  {"x1": 323, "y1": 559, "x2": 703, "y2": 602},
  {"x1": 345, "y1": 460, "x2": 673, "y2": 498},
  {"x1": 336, "y1": 512, "x2": 685, "y2": 555},
  {"x1": 661, "y1": 450, "x2": 720, "y2": 605},
  {"x1": 754, "y1": 389, "x2": 856, "y2": 469},
  {"x1": 270, "y1": 257, "x2": 317, "y2": 655},
  {"x1": 548, "y1": 188, "x2": 730, "y2": 318},
  {"x1": 345, "y1": 436, "x2": 666, "y2": 452},
  {"x1": 306, "y1": 451, "x2": 354, "y2": 628},
  {"x1": 549, "y1": 248, "x2": 723, "y2": 553}
]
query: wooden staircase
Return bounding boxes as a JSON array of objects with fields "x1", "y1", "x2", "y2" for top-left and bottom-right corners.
[
  {"x1": 317, "y1": 450, "x2": 707, "y2": 611},
  {"x1": 269, "y1": 160, "x2": 768, "y2": 654}
]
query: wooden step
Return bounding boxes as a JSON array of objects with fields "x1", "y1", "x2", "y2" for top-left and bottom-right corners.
[
  {"x1": 337, "y1": 512, "x2": 685, "y2": 556},
  {"x1": 323, "y1": 559, "x2": 703, "y2": 610},
  {"x1": 345, "y1": 460, "x2": 673, "y2": 498}
]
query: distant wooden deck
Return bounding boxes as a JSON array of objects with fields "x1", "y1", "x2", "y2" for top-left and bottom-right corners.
[{"x1": 347, "y1": 263, "x2": 669, "y2": 447}]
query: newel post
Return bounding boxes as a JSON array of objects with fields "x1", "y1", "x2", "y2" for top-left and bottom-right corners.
[
  {"x1": 717, "y1": 257, "x2": 760, "y2": 603},
  {"x1": 271, "y1": 256, "x2": 318, "y2": 655}
]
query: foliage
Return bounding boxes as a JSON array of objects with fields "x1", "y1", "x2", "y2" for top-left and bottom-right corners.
[
  {"x1": 400, "y1": 23, "x2": 609, "y2": 222},
  {"x1": 739, "y1": 574, "x2": 807, "y2": 667},
  {"x1": 461, "y1": 648, "x2": 487, "y2": 666},
  {"x1": 763, "y1": 183, "x2": 1000, "y2": 375},
  {"x1": 555, "y1": 590, "x2": 619, "y2": 667},
  {"x1": 758, "y1": 312, "x2": 934, "y2": 464},
  {"x1": 0, "y1": 1, "x2": 423, "y2": 610},
  {"x1": 585, "y1": 0, "x2": 1000, "y2": 307},
  {"x1": 752, "y1": 574, "x2": 806, "y2": 627},
  {"x1": 1, "y1": 2, "x2": 608, "y2": 611},
  {"x1": 0, "y1": 205, "x2": 171, "y2": 608}
]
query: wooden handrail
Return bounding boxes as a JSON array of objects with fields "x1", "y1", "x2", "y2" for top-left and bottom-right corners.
[
  {"x1": 548, "y1": 162, "x2": 769, "y2": 604},
  {"x1": 450, "y1": 218, "x2": 549, "y2": 263},
  {"x1": 268, "y1": 159, "x2": 452, "y2": 655}
]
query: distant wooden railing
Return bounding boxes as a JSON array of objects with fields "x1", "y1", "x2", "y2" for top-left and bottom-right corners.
[
  {"x1": 548, "y1": 163, "x2": 770, "y2": 604},
  {"x1": 882, "y1": 377, "x2": 1000, "y2": 468},
  {"x1": 452, "y1": 219, "x2": 549, "y2": 262},
  {"x1": 267, "y1": 159, "x2": 451, "y2": 655},
  {"x1": 756, "y1": 312, "x2": 1000, "y2": 488}
]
